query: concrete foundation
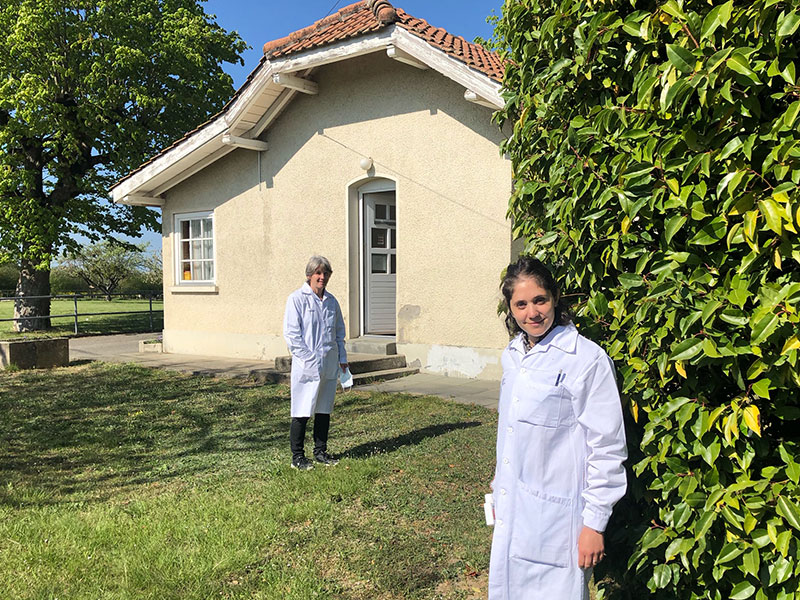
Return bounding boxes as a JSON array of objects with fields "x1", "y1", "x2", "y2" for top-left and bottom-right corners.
[{"x1": 0, "y1": 338, "x2": 69, "y2": 370}]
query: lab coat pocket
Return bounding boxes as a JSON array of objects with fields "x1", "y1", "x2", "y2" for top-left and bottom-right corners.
[
  {"x1": 321, "y1": 349, "x2": 339, "y2": 379},
  {"x1": 510, "y1": 480, "x2": 572, "y2": 568},
  {"x1": 516, "y1": 382, "x2": 563, "y2": 428},
  {"x1": 299, "y1": 358, "x2": 321, "y2": 382}
]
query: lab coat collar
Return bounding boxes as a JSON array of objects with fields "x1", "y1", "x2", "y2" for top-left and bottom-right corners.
[
  {"x1": 301, "y1": 281, "x2": 327, "y2": 301},
  {"x1": 509, "y1": 323, "x2": 579, "y2": 356}
]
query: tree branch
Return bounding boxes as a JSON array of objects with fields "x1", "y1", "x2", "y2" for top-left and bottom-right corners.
[{"x1": 682, "y1": 23, "x2": 700, "y2": 49}]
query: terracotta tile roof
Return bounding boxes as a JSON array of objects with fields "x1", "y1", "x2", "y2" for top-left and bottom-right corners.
[
  {"x1": 264, "y1": 1, "x2": 505, "y2": 82},
  {"x1": 395, "y1": 8, "x2": 505, "y2": 81}
]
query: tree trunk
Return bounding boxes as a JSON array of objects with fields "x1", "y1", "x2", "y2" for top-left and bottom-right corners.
[{"x1": 14, "y1": 258, "x2": 52, "y2": 331}]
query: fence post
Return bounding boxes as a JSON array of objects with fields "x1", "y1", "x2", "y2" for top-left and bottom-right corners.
[
  {"x1": 149, "y1": 294, "x2": 154, "y2": 331},
  {"x1": 73, "y1": 295, "x2": 79, "y2": 334}
]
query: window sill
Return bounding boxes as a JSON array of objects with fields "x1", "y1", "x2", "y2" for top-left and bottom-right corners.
[{"x1": 169, "y1": 285, "x2": 219, "y2": 294}]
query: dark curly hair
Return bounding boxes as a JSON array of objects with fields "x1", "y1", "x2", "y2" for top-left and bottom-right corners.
[{"x1": 500, "y1": 256, "x2": 572, "y2": 337}]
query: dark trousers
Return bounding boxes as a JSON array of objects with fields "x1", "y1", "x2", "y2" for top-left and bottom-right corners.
[{"x1": 290, "y1": 413, "x2": 330, "y2": 459}]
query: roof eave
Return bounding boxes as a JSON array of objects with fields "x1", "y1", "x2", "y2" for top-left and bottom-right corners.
[{"x1": 390, "y1": 27, "x2": 503, "y2": 109}]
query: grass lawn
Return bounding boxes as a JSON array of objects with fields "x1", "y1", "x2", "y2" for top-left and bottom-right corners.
[
  {"x1": 0, "y1": 363, "x2": 498, "y2": 599},
  {"x1": 0, "y1": 298, "x2": 164, "y2": 338}
]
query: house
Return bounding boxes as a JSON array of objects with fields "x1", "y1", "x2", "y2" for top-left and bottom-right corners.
[{"x1": 111, "y1": 0, "x2": 514, "y2": 380}]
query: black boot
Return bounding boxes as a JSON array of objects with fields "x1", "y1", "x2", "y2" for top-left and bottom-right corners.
[
  {"x1": 290, "y1": 417, "x2": 313, "y2": 470},
  {"x1": 313, "y1": 413, "x2": 338, "y2": 466}
]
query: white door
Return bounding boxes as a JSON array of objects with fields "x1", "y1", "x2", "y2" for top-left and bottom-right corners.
[{"x1": 363, "y1": 191, "x2": 396, "y2": 334}]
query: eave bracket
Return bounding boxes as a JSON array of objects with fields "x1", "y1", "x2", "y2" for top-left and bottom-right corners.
[
  {"x1": 222, "y1": 133, "x2": 269, "y2": 152},
  {"x1": 464, "y1": 89, "x2": 499, "y2": 109},
  {"x1": 118, "y1": 194, "x2": 165, "y2": 207},
  {"x1": 386, "y1": 45, "x2": 428, "y2": 70},
  {"x1": 272, "y1": 72, "x2": 319, "y2": 95}
]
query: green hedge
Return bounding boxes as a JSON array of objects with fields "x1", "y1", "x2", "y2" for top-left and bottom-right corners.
[{"x1": 494, "y1": 0, "x2": 800, "y2": 597}]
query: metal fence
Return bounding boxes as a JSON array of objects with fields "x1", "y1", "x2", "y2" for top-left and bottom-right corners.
[{"x1": 0, "y1": 291, "x2": 164, "y2": 334}]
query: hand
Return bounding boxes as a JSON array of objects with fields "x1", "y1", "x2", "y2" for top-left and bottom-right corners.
[
  {"x1": 340, "y1": 363, "x2": 349, "y2": 371},
  {"x1": 577, "y1": 526, "x2": 605, "y2": 569}
]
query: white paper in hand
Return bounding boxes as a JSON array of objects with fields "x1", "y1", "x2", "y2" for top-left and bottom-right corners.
[
  {"x1": 484, "y1": 493, "x2": 495, "y2": 526},
  {"x1": 339, "y1": 367, "x2": 353, "y2": 390}
]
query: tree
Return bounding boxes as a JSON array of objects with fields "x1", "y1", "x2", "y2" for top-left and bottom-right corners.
[
  {"x1": 0, "y1": 262, "x2": 18, "y2": 296},
  {"x1": 0, "y1": 0, "x2": 246, "y2": 330},
  {"x1": 59, "y1": 240, "x2": 147, "y2": 300},
  {"x1": 140, "y1": 249, "x2": 163, "y2": 288},
  {"x1": 50, "y1": 266, "x2": 90, "y2": 294},
  {"x1": 495, "y1": 0, "x2": 800, "y2": 598},
  {"x1": 119, "y1": 247, "x2": 163, "y2": 293}
]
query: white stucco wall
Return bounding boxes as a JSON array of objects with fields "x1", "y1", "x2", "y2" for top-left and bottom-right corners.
[{"x1": 161, "y1": 51, "x2": 513, "y2": 379}]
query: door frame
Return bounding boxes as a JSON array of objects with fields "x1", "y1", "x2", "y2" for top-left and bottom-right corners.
[{"x1": 357, "y1": 178, "x2": 396, "y2": 337}]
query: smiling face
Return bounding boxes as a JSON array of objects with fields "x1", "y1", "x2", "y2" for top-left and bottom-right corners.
[
  {"x1": 307, "y1": 267, "x2": 331, "y2": 297},
  {"x1": 509, "y1": 276, "x2": 558, "y2": 342}
]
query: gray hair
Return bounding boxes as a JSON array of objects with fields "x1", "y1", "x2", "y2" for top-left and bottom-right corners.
[{"x1": 305, "y1": 255, "x2": 333, "y2": 278}]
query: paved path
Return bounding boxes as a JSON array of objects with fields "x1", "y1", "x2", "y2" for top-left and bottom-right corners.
[
  {"x1": 358, "y1": 373, "x2": 499, "y2": 410},
  {"x1": 68, "y1": 334, "x2": 499, "y2": 411}
]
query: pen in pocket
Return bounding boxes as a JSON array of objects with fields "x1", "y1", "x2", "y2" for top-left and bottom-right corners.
[{"x1": 555, "y1": 370, "x2": 563, "y2": 385}]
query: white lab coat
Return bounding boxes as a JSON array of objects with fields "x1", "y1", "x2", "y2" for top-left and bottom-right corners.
[
  {"x1": 283, "y1": 283, "x2": 347, "y2": 418},
  {"x1": 488, "y1": 323, "x2": 627, "y2": 600}
]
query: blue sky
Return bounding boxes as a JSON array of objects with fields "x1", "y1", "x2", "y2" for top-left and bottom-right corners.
[{"x1": 131, "y1": 0, "x2": 503, "y2": 251}]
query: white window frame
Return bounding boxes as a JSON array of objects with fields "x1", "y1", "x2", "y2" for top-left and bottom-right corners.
[{"x1": 173, "y1": 211, "x2": 216, "y2": 286}]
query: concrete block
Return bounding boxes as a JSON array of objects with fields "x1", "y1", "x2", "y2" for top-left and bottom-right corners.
[
  {"x1": 139, "y1": 341, "x2": 163, "y2": 353},
  {"x1": 275, "y1": 356, "x2": 292, "y2": 372},
  {"x1": 0, "y1": 338, "x2": 69, "y2": 369}
]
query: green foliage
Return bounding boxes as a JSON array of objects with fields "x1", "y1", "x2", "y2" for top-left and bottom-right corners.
[
  {"x1": 0, "y1": 0, "x2": 246, "y2": 270},
  {"x1": 49, "y1": 267, "x2": 91, "y2": 294},
  {"x1": 58, "y1": 240, "x2": 150, "y2": 299},
  {"x1": 495, "y1": 0, "x2": 800, "y2": 597},
  {"x1": 0, "y1": 262, "x2": 18, "y2": 295}
]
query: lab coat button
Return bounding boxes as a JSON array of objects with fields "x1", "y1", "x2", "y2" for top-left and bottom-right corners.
[
  {"x1": 507, "y1": 426, "x2": 513, "y2": 433},
  {"x1": 500, "y1": 488, "x2": 507, "y2": 495},
  {"x1": 503, "y1": 457, "x2": 509, "y2": 464},
  {"x1": 513, "y1": 397, "x2": 519, "y2": 403},
  {"x1": 497, "y1": 519, "x2": 503, "y2": 526}
]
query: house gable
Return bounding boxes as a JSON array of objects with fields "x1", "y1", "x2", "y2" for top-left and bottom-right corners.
[{"x1": 110, "y1": 1, "x2": 505, "y2": 206}]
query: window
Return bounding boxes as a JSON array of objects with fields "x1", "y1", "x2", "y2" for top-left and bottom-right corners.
[{"x1": 174, "y1": 211, "x2": 215, "y2": 284}]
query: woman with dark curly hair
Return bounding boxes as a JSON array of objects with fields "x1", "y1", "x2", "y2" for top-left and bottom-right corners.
[{"x1": 488, "y1": 257, "x2": 627, "y2": 599}]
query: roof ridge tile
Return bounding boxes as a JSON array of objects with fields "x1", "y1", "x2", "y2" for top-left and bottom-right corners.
[{"x1": 264, "y1": 1, "x2": 373, "y2": 55}]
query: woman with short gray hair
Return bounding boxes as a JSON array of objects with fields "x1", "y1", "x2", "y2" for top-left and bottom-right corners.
[{"x1": 283, "y1": 255, "x2": 348, "y2": 470}]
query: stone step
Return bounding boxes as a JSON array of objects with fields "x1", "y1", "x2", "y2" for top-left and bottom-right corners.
[
  {"x1": 274, "y1": 352, "x2": 405, "y2": 373},
  {"x1": 246, "y1": 369, "x2": 289, "y2": 385},
  {"x1": 349, "y1": 354, "x2": 407, "y2": 374},
  {"x1": 247, "y1": 361, "x2": 417, "y2": 387},
  {"x1": 345, "y1": 337, "x2": 397, "y2": 356},
  {"x1": 352, "y1": 366, "x2": 420, "y2": 386}
]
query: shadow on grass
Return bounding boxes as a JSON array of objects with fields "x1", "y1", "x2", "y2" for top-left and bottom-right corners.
[
  {"x1": 0, "y1": 363, "x2": 289, "y2": 506},
  {"x1": 342, "y1": 421, "x2": 481, "y2": 459},
  {"x1": 1, "y1": 364, "x2": 490, "y2": 510}
]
